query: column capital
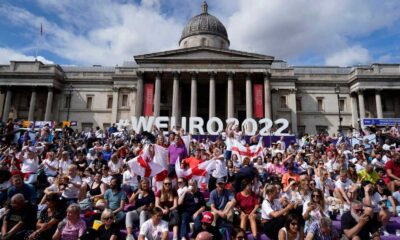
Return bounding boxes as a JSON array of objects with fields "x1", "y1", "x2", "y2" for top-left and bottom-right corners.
[
  {"x1": 208, "y1": 71, "x2": 217, "y2": 77},
  {"x1": 172, "y1": 71, "x2": 180, "y2": 78},
  {"x1": 357, "y1": 88, "x2": 365, "y2": 94},
  {"x1": 245, "y1": 72, "x2": 252, "y2": 79},
  {"x1": 155, "y1": 71, "x2": 162, "y2": 78},
  {"x1": 130, "y1": 86, "x2": 137, "y2": 91},
  {"x1": 190, "y1": 71, "x2": 199, "y2": 77},
  {"x1": 375, "y1": 88, "x2": 383, "y2": 93},
  {"x1": 112, "y1": 86, "x2": 120, "y2": 92},
  {"x1": 289, "y1": 88, "x2": 297, "y2": 93},
  {"x1": 263, "y1": 71, "x2": 271, "y2": 78},
  {"x1": 227, "y1": 71, "x2": 234, "y2": 78},
  {"x1": 47, "y1": 86, "x2": 54, "y2": 92}
]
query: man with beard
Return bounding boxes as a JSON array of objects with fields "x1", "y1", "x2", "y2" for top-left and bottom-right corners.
[{"x1": 341, "y1": 200, "x2": 380, "y2": 240}]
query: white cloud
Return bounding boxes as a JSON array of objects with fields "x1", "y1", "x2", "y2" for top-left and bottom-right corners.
[
  {"x1": 0, "y1": 48, "x2": 54, "y2": 64},
  {"x1": 0, "y1": 0, "x2": 399, "y2": 66},
  {"x1": 325, "y1": 45, "x2": 371, "y2": 66},
  {"x1": 226, "y1": 0, "x2": 400, "y2": 65}
]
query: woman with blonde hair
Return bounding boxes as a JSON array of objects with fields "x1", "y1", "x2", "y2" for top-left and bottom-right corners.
[{"x1": 52, "y1": 204, "x2": 86, "y2": 240}]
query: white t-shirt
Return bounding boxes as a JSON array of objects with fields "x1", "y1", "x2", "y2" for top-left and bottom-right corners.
[
  {"x1": 43, "y1": 159, "x2": 59, "y2": 176},
  {"x1": 58, "y1": 160, "x2": 71, "y2": 175},
  {"x1": 108, "y1": 159, "x2": 123, "y2": 174},
  {"x1": 62, "y1": 175, "x2": 82, "y2": 199},
  {"x1": 261, "y1": 198, "x2": 282, "y2": 220},
  {"x1": 211, "y1": 159, "x2": 228, "y2": 178},
  {"x1": 21, "y1": 157, "x2": 39, "y2": 173},
  {"x1": 122, "y1": 170, "x2": 138, "y2": 187},
  {"x1": 102, "y1": 175, "x2": 112, "y2": 185},
  {"x1": 335, "y1": 179, "x2": 353, "y2": 191},
  {"x1": 139, "y1": 219, "x2": 168, "y2": 240},
  {"x1": 371, "y1": 158, "x2": 385, "y2": 168}
]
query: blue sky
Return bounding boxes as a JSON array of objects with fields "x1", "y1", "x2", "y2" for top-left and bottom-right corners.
[{"x1": 1, "y1": 0, "x2": 400, "y2": 67}]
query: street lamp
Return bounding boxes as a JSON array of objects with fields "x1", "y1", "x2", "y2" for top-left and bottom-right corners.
[
  {"x1": 66, "y1": 84, "x2": 73, "y2": 122},
  {"x1": 335, "y1": 84, "x2": 342, "y2": 133}
]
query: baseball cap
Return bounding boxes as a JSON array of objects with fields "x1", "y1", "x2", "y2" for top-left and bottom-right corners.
[
  {"x1": 376, "y1": 179, "x2": 385, "y2": 186},
  {"x1": 201, "y1": 211, "x2": 214, "y2": 224},
  {"x1": 216, "y1": 178, "x2": 225, "y2": 184}
]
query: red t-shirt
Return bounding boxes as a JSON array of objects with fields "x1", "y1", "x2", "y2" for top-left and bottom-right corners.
[
  {"x1": 235, "y1": 192, "x2": 259, "y2": 215},
  {"x1": 385, "y1": 160, "x2": 400, "y2": 181}
]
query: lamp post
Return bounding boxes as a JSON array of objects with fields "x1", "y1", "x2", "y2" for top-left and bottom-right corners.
[
  {"x1": 66, "y1": 84, "x2": 72, "y2": 122},
  {"x1": 335, "y1": 84, "x2": 342, "y2": 133}
]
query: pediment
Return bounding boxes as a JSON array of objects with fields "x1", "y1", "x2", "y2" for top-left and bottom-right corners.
[{"x1": 134, "y1": 46, "x2": 274, "y2": 64}]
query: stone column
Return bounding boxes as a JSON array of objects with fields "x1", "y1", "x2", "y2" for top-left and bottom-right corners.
[
  {"x1": 135, "y1": 72, "x2": 143, "y2": 117},
  {"x1": 350, "y1": 93, "x2": 359, "y2": 129},
  {"x1": 375, "y1": 89, "x2": 383, "y2": 118},
  {"x1": 190, "y1": 72, "x2": 198, "y2": 117},
  {"x1": 227, "y1": 72, "x2": 234, "y2": 118},
  {"x1": 288, "y1": 89, "x2": 298, "y2": 134},
  {"x1": 44, "y1": 88, "x2": 54, "y2": 121},
  {"x1": 209, "y1": 72, "x2": 216, "y2": 118},
  {"x1": 264, "y1": 73, "x2": 272, "y2": 119},
  {"x1": 111, "y1": 87, "x2": 119, "y2": 124},
  {"x1": 0, "y1": 91, "x2": 5, "y2": 118},
  {"x1": 358, "y1": 89, "x2": 366, "y2": 119},
  {"x1": 2, "y1": 88, "x2": 12, "y2": 122},
  {"x1": 130, "y1": 87, "x2": 137, "y2": 117},
  {"x1": 171, "y1": 72, "x2": 180, "y2": 119},
  {"x1": 245, "y1": 73, "x2": 252, "y2": 118},
  {"x1": 28, "y1": 87, "x2": 37, "y2": 121},
  {"x1": 153, "y1": 72, "x2": 161, "y2": 117}
]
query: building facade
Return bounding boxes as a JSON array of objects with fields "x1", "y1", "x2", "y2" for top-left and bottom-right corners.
[{"x1": 0, "y1": 2, "x2": 399, "y2": 135}]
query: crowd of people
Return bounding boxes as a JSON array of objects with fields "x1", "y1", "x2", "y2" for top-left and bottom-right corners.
[{"x1": 0, "y1": 118, "x2": 399, "y2": 240}]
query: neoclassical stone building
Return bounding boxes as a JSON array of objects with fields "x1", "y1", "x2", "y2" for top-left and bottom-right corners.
[{"x1": 0, "y1": 2, "x2": 399, "y2": 135}]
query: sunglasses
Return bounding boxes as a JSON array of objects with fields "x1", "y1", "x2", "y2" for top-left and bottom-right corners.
[
  {"x1": 290, "y1": 222, "x2": 299, "y2": 226},
  {"x1": 236, "y1": 236, "x2": 245, "y2": 240},
  {"x1": 312, "y1": 194, "x2": 320, "y2": 198},
  {"x1": 104, "y1": 216, "x2": 113, "y2": 221},
  {"x1": 177, "y1": 181, "x2": 184, "y2": 184},
  {"x1": 164, "y1": 183, "x2": 171, "y2": 185},
  {"x1": 309, "y1": 183, "x2": 315, "y2": 185}
]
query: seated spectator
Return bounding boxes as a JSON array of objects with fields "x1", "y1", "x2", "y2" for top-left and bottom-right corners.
[
  {"x1": 178, "y1": 179, "x2": 206, "y2": 239},
  {"x1": 303, "y1": 189, "x2": 329, "y2": 232},
  {"x1": 155, "y1": 177, "x2": 179, "y2": 240},
  {"x1": 261, "y1": 184, "x2": 294, "y2": 240},
  {"x1": 138, "y1": 207, "x2": 168, "y2": 240},
  {"x1": 53, "y1": 203, "x2": 86, "y2": 240},
  {"x1": 281, "y1": 165, "x2": 300, "y2": 188},
  {"x1": 7, "y1": 174, "x2": 36, "y2": 204},
  {"x1": 0, "y1": 169, "x2": 11, "y2": 206},
  {"x1": 87, "y1": 171, "x2": 107, "y2": 206},
  {"x1": 358, "y1": 164, "x2": 379, "y2": 184},
  {"x1": 231, "y1": 227, "x2": 248, "y2": 240},
  {"x1": 235, "y1": 178, "x2": 259, "y2": 239},
  {"x1": 278, "y1": 214, "x2": 303, "y2": 240},
  {"x1": 209, "y1": 178, "x2": 235, "y2": 226},
  {"x1": 305, "y1": 217, "x2": 339, "y2": 240},
  {"x1": 95, "y1": 208, "x2": 120, "y2": 240},
  {"x1": 334, "y1": 170, "x2": 353, "y2": 205},
  {"x1": 20, "y1": 147, "x2": 39, "y2": 184},
  {"x1": 122, "y1": 164, "x2": 138, "y2": 194},
  {"x1": 191, "y1": 211, "x2": 222, "y2": 239},
  {"x1": 39, "y1": 151, "x2": 59, "y2": 178},
  {"x1": 27, "y1": 193, "x2": 66, "y2": 240},
  {"x1": 341, "y1": 200, "x2": 379, "y2": 240},
  {"x1": 1, "y1": 193, "x2": 37, "y2": 240},
  {"x1": 126, "y1": 178, "x2": 155, "y2": 240},
  {"x1": 61, "y1": 164, "x2": 82, "y2": 204},
  {"x1": 385, "y1": 153, "x2": 400, "y2": 192},
  {"x1": 104, "y1": 176, "x2": 126, "y2": 223}
]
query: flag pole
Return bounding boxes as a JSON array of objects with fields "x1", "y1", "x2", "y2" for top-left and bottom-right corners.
[{"x1": 35, "y1": 23, "x2": 43, "y2": 61}]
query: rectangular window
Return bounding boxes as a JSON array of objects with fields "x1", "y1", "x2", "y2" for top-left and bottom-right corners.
[
  {"x1": 86, "y1": 96, "x2": 93, "y2": 109},
  {"x1": 316, "y1": 125, "x2": 328, "y2": 134},
  {"x1": 122, "y1": 94, "x2": 128, "y2": 107},
  {"x1": 339, "y1": 99, "x2": 345, "y2": 112},
  {"x1": 280, "y1": 96, "x2": 288, "y2": 109},
  {"x1": 317, "y1": 98, "x2": 324, "y2": 111},
  {"x1": 64, "y1": 94, "x2": 71, "y2": 108},
  {"x1": 81, "y1": 122, "x2": 93, "y2": 133},
  {"x1": 296, "y1": 97, "x2": 302, "y2": 111},
  {"x1": 107, "y1": 96, "x2": 113, "y2": 109}
]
